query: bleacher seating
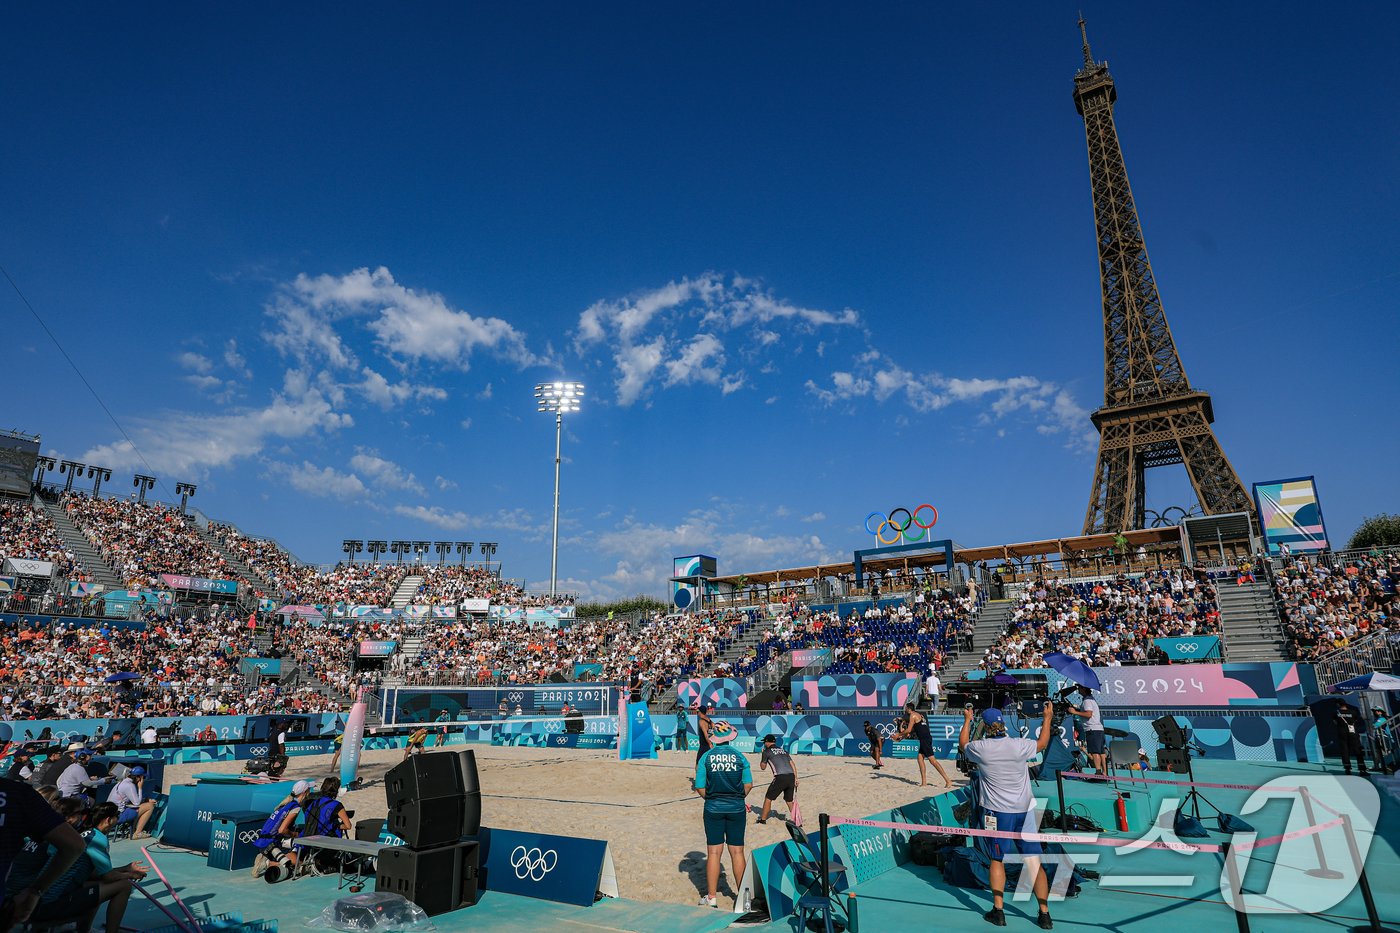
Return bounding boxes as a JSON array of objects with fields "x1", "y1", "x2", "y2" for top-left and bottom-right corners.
[
  {"x1": 1273, "y1": 552, "x2": 1398, "y2": 661},
  {"x1": 977, "y1": 570, "x2": 1220, "y2": 670}
]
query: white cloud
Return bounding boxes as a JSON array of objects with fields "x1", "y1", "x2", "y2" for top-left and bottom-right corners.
[
  {"x1": 459, "y1": 418, "x2": 473, "y2": 430},
  {"x1": 356, "y1": 367, "x2": 447, "y2": 409},
  {"x1": 223, "y1": 340, "x2": 252, "y2": 379},
  {"x1": 434, "y1": 475, "x2": 459, "y2": 491},
  {"x1": 802, "y1": 512, "x2": 826, "y2": 523},
  {"x1": 393, "y1": 504, "x2": 474, "y2": 531},
  {"x1": 663, "y1": 334, "x2": 726, "y2": 388},
  {"x1": 81, "y1": 369, "x2": 352, "y2": 475},
  {"x1": 264, "y1": 266, "x2": 540, "y2": 373},
  {"x1": 575, "y1": 274, "x2": 860, "y2": 407},
  {"x1": 266, "y1": 461, "x2": 368, "y2": 501},
  {"x1": 805, "y1": 349, "x2": 1095, "y2": 448},
  {"x1": 177, "y1": 352, "x2": 214, "y2": 374},
  {"x1": 586, "y1": 504, "x2": 838, "y2": 599},
  {"x1": 349, "y1": 447, "x2": 424, "y2": 494}
]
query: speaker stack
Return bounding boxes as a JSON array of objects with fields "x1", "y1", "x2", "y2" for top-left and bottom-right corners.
[
  {"x1": 1151, "y1": 715, "x2": 1192, "y2": 774},
  {"x1": 375, "y1": 749, "x2": 481, "y2": 915}
]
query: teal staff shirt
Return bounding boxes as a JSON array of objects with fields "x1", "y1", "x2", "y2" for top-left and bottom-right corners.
[{"x1": 696, "y1": 746, "x2": 752, "y2": 813}]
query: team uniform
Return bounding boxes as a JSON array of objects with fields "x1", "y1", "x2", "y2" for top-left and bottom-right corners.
[
  {"x1": 696, "y1": 746, "x2": 752, "y2": 846},
  {"x1": 760, "y1": 746, "x2": 796, "y2": 804}
]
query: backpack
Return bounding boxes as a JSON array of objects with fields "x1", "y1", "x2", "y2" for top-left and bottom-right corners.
[
  {"x1": 909, "y1": 832, "x2": 963, "y2": 866},
  {"x1": 942, "y1": 848, "x2": 992, "y2": 888}
]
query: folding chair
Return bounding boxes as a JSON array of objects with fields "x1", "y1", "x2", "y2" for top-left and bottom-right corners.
[
  {"x1": 1107, "y1": 738, "x2": 1146, "y2": 788},
  {"x1": 786, "y1": 822, "x2": 848, "y2": 933}
]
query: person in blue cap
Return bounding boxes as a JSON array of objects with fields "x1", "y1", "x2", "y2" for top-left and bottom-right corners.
[
  {"x1": 109, "y1": 766, "x2": 156, "y2": 840},
  {"x1": 959, "y1": 702, "x2": 1056, "y2": 929}
]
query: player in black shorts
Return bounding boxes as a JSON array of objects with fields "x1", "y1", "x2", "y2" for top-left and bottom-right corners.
[
  {"x1": 863, "y1": 720, "x2": 884, "y2": 769},
  {"x1": 896, "y1": 701, "x2": 951, "y2": 787},
  {"x1": 756, "y1": 735, "x2": 799, "y2": 825}
]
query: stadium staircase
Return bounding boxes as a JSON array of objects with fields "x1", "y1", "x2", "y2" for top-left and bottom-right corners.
[
  {"x1": 37, "y1": 496, "x2": 124, "y2": 590},
  {"x1": 942, "y1": 598, "x2": 1014, "y2": 682},
  {"x1": 390, "y1": 575, "x2": 424, "y2": 610},
  {"x1": 192, "y1": 523, "x2": 265, "y2": 589},
  {"x1": 1217, "y1": 580, "x2": 1289, "y2": 662}
]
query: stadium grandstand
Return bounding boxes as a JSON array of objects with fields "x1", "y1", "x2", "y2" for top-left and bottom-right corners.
[{"x1": 1, "y1": 455, "x2": 1397, "y2": 720}]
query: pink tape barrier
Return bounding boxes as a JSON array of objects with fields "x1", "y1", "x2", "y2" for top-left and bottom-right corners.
[
  {"x1": 141, "y1": 845, "x2": 201, "y2": 929},
  {"x1": 1058, "y1": 770, "x2": 1298, "y2": 792},
  {"x1": 827, "y1": 814, "x2": 1343, "y2": 855}
]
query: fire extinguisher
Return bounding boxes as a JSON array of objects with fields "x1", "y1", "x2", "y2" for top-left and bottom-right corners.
[{"x1": 1115, "y1": 793, "x2": 1129, "y2": 832}]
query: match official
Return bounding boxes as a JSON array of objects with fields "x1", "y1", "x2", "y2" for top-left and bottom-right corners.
[
  {"x1": 959, "y1": 702, "x2": 1056, "y2": 929},
  {"x1": 693, "y1": 720, "x2": 751, "y2": 909}
]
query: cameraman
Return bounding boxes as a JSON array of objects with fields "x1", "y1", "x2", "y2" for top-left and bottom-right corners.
[
  {"x1": 1066, "y1": 686, "x2": 1106, "y2": 775},
  {"x1": 959, "y1": 702, "x2": 1056, "y2": 929}
]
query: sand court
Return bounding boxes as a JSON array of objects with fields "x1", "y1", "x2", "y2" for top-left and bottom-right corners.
[{"x1": 163, "y1": 743, "x2": 967, "y2": 907}]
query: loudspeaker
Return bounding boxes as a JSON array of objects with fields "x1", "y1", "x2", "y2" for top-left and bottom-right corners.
[
  {"x1": 456, "y1": 750, "x2": 480, "y2": 795},
  {"x1": 1157, "y1": 748, "x2": 1190, "y2": 774},
  {"x1": 548, "y1": 672, "x2": 568, "y2": 683},
  {"x1": 385, "y1": 754, "x2": 462, "y2": 809},
  {"x1": 386, "y1": 794, "x2": 481, "y2": 848},
  {"x1": 1152, "y1": 715, "x2": 1188, "y2": 749},
  {"x1": 354, "y1": 818, "x2": 385, "y2": 843},
  {"x1": 375, "y1": 841, "x2": 480, "y2": 916}
]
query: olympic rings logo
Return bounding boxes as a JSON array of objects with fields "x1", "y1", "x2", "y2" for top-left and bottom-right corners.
[
  {"x1": 238, "y1": 829, "x2": 261, "y2": 844},
  {"x1": 1175, "y1": 642, "x2": 1200, "y2": 654},
  {"x1": 250, "y1": 747, "x2": 268, "y2": 757},
  {"x1": 544, "y1": 720, "x2": 563, "y2": 733},
  {"x1": 510, "y1": 846, "x2": 558, "y2": 881},
  {"x1": 864, "y1": 504, "x2": 939, "y2": 545}
]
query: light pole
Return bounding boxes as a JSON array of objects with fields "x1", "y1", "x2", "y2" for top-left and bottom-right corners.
[{"x1": 535, "y1": 381, "x2": 583, "y2": 597}]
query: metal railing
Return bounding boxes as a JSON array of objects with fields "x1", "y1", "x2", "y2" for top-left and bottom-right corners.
[{"x1": 1313, "y1": 631, "x2": 1400, "y2": 694}]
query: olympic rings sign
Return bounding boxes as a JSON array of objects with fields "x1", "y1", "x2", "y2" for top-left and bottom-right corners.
[{"x1": 864, "y1": 503, "x2": 939, "y2": 545}]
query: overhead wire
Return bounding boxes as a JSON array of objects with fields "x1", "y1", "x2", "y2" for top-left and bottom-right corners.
[{"x1": 0, "y1": 262, "x2": 173, "y2": 498}]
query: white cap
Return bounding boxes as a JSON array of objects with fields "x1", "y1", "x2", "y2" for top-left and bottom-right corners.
[
  {"x1": 292, "y1": 780, "x2": 313, "y2": 795},
  {"x1": 67, "y1": 741, "x2": 86, "y2": 752}
]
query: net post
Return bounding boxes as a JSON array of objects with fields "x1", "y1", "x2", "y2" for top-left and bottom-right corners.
[
  {"x1": 1339, "y1": 812, "x2": 1399, "y2": 933},
  {"x1": 1299, "y1": 786, "x2": 1343, "y2": 879},
  {"x1": 1220, "y1": 840, "x2": 1251, "y2": 933},
  {"x1": 819, "y1": 812, "x2": 831, "y2": 900},
  {"x1": 1056, "y1": 769, "x2": 1067, "y2": 828}
]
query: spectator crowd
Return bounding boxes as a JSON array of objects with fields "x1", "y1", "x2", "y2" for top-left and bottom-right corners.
[{"x1": 1275, "y1": 553, "x2": 1398, "y2": 660}]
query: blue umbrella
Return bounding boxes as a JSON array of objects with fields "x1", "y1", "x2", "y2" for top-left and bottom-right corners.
[
  {"x1": 1042, "y1": 652, "x2": 1102, "y2": 691},
  {"x1": 1332, "y1": 672, "x2": 1400, "y2": 692},
  {"x1": 104, "y1": 672, "x2": 141, "y2": 683}
]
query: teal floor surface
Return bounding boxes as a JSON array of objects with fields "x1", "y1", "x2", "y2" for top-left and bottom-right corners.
[{"x1": 108, "y1": 759, "x2": 1397, "y2": 932}]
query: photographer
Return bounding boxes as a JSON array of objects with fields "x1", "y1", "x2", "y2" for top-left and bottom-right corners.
[{"x1": 959, "y1": 702, "x2": 1056, "y2": 929}]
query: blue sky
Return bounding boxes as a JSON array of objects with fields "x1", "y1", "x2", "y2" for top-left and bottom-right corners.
[{"x1": 3, "y1": 4, "x2": 1396, "y2": 599}]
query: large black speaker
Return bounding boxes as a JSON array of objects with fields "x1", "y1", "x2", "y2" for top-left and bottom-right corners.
[
  {"x1": 1157, "y1": 748, "x2": 1190, "y2": 774},
  {"x1": 747, "y1": 688, "x2": 781, "y2": 711},
  {"x1": 456, "y1": 750, "x2": 480, "y2": 795},
  {"x1": 355, "y1": 818, "x2": 385, "y2": 842},
  {"x1": 375, "y1": 841, "x2": 479, "y2": 915},
  {"x1": 387, "y1": 794, "x2": 481, "y2": 847},
  {"x1": 385, "y1": 754, "x2": 462, "y2": 808},
  {"x1": 1152, "y1": 715, "x2": 1188, "y2": 749}
]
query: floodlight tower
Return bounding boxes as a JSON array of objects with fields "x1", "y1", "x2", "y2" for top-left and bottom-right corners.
[{"x1": 534, "y1": 382, "x2": 583, "y2": 597}]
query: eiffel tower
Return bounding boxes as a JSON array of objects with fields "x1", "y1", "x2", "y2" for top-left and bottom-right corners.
[{"x1": 1073, "y1": 19, "x2": 1253, "y2": 534}]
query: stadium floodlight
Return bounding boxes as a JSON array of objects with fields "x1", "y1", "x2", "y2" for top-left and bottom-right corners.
[
  {"x1": 391, "y1": 540, "x2": 411, "y2": 564},
  {"x1": 342, "y1": 539, "x2": 364, "y2": 564},
  {"x1": 132, "y1": 474, "x2": 156, "y2": 503},
  {"x1": 534, "y1": 382, "x2": 584, "y2": 596},
  {"x1": 456, "y1": 541, "x2": 474, "y2": 565},
  {"x1": 175, "y1": 482, "x2": 197, "y2": 515},
  {"x1": 434, "y1": 541, "x2": 452, "y2": 564},
  {"x1": 33, "y1": 456, "x2": 56, "y2": 488},
  {"x1": 59, "y1": 460, "x2": 85, "y2": 494},
  {"x1": 479, "y1": 542, "x2": 499, "y2": 574},
  {"x1": 367, "y1": 540, "x2": 387, "y2": 563},
  {"x1": 86, "y1": 465, "x2": 112, "y2": 497}
]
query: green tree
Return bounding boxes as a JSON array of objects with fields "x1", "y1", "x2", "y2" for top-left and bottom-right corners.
[{"x1": 1347, "y1": 514, "x2": 1400, "y2": 550}]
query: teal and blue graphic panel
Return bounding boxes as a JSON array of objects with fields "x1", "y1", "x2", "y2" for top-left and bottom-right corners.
[
  {"x1": 384, "y1": 684, "x2": 616, "y2": 722},
  {"x1": 675, "y1": 677, "x2": 748, "y2": 709},
  {"x1": 792, "y1": 672, "x2": 918, "y2": 709},
  {"x1": 1253, "y1": 476, "x2": 1330, "y2": 554}
]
